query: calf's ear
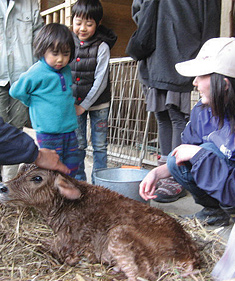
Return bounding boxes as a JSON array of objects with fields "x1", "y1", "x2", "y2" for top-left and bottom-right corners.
[{"x1": 55, "y1": 174, "x2": 82, "y2": 200}]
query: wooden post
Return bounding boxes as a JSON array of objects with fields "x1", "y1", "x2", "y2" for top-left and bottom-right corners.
[
  {"x1": 221, "y1": 0, "x2": 234, "y2": 36},
  {"x1": 64, "y1": 0, "x2": 72, "y2": 28},
  {"x1": 60, "y1": 8, "x2": 65, "y2": 25}
]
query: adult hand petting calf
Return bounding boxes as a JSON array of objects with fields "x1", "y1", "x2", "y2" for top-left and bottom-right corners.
[{"x1": 35, "y1": 148, "x2": 70, "y2": 174}]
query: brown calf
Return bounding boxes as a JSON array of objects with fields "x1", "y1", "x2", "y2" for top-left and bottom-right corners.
[{"x1": 0, "y1": 164, "x2": 200, "y2": 281}]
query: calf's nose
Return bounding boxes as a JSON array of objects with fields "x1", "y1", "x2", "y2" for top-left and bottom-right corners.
[{"x1": 0, "y1": 182, "x2": 8, "y2": 193}]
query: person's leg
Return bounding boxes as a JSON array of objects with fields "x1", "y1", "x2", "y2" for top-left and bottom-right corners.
[
  {"x1": 75, "y1": 112, "x2": 88, "y2": 181},
  {"x1": 167, "y1": 154, "x2": 220, "y2": 208},
  {"x1": 37, "y1": 132, "x2": 79, "y2": 178},
  {"x1": 155, "y1": 110, "x2": 172, "y2": 162},
  {"x1": 8, "y1": 97, "x2": 29, "y2": 129},
  {"x1": 154, "y1": 110, "x2": 186, "y2": 203},
  {"x1": 89, "y1": 108, "x2": 109, "y2": 184},
  {"x1": 167, "y1": 105, "x2": 187, "y2": 150},
  {"x1": 199, "y1": 142, "x2": 235, "y2": 223},
  {"x1": 167, "y1": 150, "x2": 230, "y2": 226},
  {"x1": 62, "y1": 132, "x2": 79, "y2": 178},
  {"x1": 36, "y1": 132, "x2": 64, "y2": 155},
  {"x1": 0, "y1": 84, "x2": 11, "y2": 123}
]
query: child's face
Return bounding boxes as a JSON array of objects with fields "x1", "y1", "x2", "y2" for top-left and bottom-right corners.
[
  {"x1": 44, "y1": 47, "x2": 71, "y2": 70},
  {"x1": 73, "y1": 16, "x2": 97, "y2": 41},
  {"x1": 193, "y1": 75, "x2": 211, "y2": 105}
]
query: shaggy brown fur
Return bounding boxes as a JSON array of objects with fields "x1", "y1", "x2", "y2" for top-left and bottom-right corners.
[{"x1": 0, "y1": 164, "x2": 200, "y2": 281}]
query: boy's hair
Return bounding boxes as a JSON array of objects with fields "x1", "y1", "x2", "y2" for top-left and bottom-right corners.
[
  {"x1": 72, "y1": 0, "x2": 103, "y2": 26},
  {"x1": 210, "y1": 73, "x2": 235, "y2": 132},
  {"x1": 34, "y1": 23, "x2": 75, "y2": 63}
]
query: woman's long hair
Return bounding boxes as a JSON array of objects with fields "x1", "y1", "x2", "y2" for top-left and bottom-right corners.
[{"x1": 210, "y1": 73, "x2": 235, "y2": 133}]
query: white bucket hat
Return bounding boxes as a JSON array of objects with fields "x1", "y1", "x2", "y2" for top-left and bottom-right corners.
[{"x1": 175, "y1": 37, "x2": 235, "y2": 78}]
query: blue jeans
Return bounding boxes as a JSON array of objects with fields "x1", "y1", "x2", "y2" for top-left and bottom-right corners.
[
  {"x1": 167, "y1": 143, "x2": 232, "y2": 208},
  {"x1": 75, "y1": 107, "x2": 109, "y2": 183}
]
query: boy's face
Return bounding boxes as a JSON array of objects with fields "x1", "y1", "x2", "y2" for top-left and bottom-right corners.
[{"x1": 73, "y1": 16, "x2": 97, "y2": 41}]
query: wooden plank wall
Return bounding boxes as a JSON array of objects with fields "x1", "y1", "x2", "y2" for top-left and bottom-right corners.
[
  {"x1": 39, "y1": 0, "x2": 234, "y2": 57},
  {"x1": 39, "y1": 0, "x2": 136, "y2": 58},
  {"x1": 100, "y1": 0, "x2": 136, "y2": 58}
]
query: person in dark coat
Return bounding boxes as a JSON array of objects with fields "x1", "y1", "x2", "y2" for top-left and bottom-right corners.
[{"x1": 132, "y1": 0, "x2": 221, "y2": 202}]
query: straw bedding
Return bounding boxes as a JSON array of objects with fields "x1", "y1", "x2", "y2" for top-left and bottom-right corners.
[{"x1": 0, "y1": 204, "x2": 227, "y2": 281}]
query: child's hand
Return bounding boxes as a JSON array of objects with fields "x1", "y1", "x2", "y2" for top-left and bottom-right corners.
[{"x1": 75, "y1": 105, "x2": 85, "y2": 115}]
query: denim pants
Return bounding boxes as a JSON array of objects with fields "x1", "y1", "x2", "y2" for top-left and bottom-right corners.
[
  {"x1": 167, "y1": 142, "x2": 233, "y2": 208},
  {"x1": 75, "y1": 107, "x2": 109, "y2": 183}
]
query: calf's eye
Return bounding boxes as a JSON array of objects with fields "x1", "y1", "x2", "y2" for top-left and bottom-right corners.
[{"x1": 30, "y1": 176, "x2": 43, "y2": 183}]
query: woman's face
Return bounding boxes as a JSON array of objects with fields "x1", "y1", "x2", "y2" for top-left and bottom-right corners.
[{"x1": 193, "y1": 75, "x2": 211, "y2": 104}]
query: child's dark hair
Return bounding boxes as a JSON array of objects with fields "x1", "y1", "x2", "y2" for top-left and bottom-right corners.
[
  {"x1": 34, "y1": 23, "x2": 75, "y2": 63},
  {"x1": 210, "y1": 73, "x2": 235, "y2": 132},
  {"x1": 72, "y1": 0, "x2": 103, "y2": 26}
]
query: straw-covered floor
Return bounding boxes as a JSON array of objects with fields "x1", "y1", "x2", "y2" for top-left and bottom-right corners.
[{"x1": 0, "y1": 204, "x2": 227, "y2": 281}]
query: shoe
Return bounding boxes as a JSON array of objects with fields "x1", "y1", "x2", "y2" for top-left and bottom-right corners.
[
  {"x1": 153, "y1": 177, "x2": 187, "y2": 203},
  {"x1": 220, "y1": 204, "x2": 235, "y2": 223},
  {"x1": 186, "y1": 207, "x2": 230, "y2": 226},
  {"x1": 157, "y1": 156, "x2": 167, "y2": 166}
]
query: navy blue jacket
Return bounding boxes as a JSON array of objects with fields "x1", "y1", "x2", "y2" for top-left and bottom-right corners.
[
  {"x1": 182, "y1": 101, "x2": 235, "y2": 206},
  {"x1": 0, "y1": 117, "x2": 38, "y2": 165}
]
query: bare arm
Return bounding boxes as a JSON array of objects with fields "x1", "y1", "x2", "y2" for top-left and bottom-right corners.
[{"x1": 139, "y1": 164, "x2": 171, "y2": 201}]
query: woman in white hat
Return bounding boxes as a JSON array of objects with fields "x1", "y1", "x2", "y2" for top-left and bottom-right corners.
[{"x1": 139, "y1": 37, "x2": 235, "y2": 226}]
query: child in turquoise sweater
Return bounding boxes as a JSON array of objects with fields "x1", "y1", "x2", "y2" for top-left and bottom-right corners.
[{"x1": 9, "y1": 23, "x2": 79, "y2": 177}]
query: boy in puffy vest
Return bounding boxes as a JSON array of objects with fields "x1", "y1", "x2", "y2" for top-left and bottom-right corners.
[{"x1": 70, "y1": 0, "x2": 117, "y2": 182}]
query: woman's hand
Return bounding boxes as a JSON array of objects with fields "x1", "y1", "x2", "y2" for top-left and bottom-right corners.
[
  {"x1": 139, "y1": 164, "x2": 171, "y2": 201},
  {"x1": 172, "y1": 144, "x2": 202, "y2": 165}
]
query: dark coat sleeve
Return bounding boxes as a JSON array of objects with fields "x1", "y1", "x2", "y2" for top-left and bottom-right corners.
[
  {"x1": 133, "y1": 0, "x2": 221, "y2": 92},
  {"x1": 0, "y1": 117, "x2": 38, "y2": 165}
]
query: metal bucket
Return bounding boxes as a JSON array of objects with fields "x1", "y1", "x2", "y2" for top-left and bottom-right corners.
[{"x1": 93, "y1": 167, "x2": 150, "y2": 204}]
